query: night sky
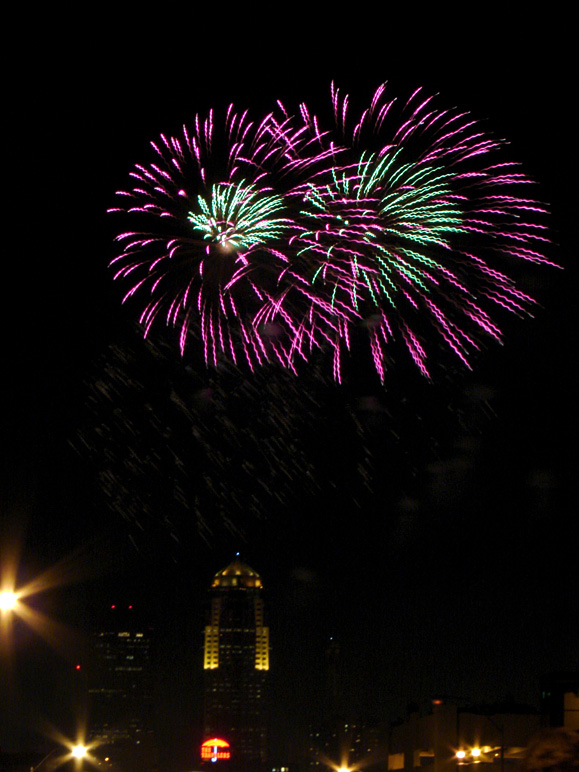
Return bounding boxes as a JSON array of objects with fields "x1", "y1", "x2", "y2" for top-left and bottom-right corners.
[{"x1": 4, "y1": 10, "x2": 577, "y2": 770}]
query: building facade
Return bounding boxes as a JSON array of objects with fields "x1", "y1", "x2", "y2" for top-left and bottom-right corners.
[
  {"x1": 388, "y1": 701, "x2": 540, "y2": 772},
  {"x1": 203, "y1": 557, "x2": 269, "y2": 770},
  {"x1": 540, "y1": 672, "x2": 579, "y2": 730},
  {"x1": 308, "y1": 638, "x2": 385, "y2": 770},
  {"x1": 87, "y1": 604, "x2": 157, "y2": 772}
]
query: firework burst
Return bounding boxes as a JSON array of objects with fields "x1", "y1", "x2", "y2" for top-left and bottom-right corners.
[
  {"x1": 108, "y1": 106, "x2": 311, "y2": 370},
  {"x1": 110, "y1": 86, "x2": 556, "y2": 381},
  {"x1": 286, "y1": 83, "x2": 556, "y2": 380}
]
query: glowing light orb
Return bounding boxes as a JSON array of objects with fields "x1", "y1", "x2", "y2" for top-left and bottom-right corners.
[{"x1": 0, "y1": 591, "x2": 17, "y2": 611}]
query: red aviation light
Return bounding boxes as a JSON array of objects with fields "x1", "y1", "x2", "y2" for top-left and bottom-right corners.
[{"x1": 201, "y1": 738, "x2": 231, "y2": 762}]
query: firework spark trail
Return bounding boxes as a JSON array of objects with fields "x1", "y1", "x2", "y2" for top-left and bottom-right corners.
[
  {"x1": 284, "y1": 82, "x2": 556, "y2": 381},
  {"x1": 74, "y1": 337, "x2": 375, "y2": 552},
  {"x1": 110, "y1": 85, "x2": 556, "y2": 381},
  {"x1": 109, "y1": 106, "x2": 323, "y2": 370}
]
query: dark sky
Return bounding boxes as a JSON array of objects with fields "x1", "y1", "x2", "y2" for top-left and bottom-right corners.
[{"x1": 4, "y1": 9, "x2": 577, "y2": 768}]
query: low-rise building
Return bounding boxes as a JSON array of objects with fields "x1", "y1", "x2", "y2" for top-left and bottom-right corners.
[{"x1": 388, "y1": 700, "x2": 540, "y2": 772}]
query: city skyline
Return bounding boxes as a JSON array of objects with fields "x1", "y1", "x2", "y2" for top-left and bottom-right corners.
[{"x1": 4, "y1": 9, "x2": 577, "y2": 771}]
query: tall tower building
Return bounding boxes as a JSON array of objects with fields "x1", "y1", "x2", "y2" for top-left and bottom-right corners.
[
  {"x1": 202, "y1": 557, "x2": 269, "y2": 770},
  {"x1": 87, "y1": 604, "x2": 157, "y2": 772}
]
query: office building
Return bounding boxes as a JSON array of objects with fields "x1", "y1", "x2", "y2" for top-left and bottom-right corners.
[
  {"x1": 88, "y1": 604, "x2": 157, "y2": 771},
  {"x1": 202, "y1": 557, "x2": 269, "y2": 770}
]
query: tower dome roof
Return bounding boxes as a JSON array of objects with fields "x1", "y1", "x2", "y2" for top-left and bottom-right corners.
[{"x1": 212, "y1": 557, "x2": 263, "y2": 589}]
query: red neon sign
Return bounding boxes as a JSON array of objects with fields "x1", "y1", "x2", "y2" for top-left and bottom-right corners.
[{"x1": 201, "y1": 738, "x2": 231, "y2": 761}]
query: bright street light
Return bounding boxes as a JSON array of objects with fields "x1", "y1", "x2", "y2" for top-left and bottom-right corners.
[
  {"x1": 0, "y1": 590, "x2": 18, "y2": 611},
  {"x1": 72, "y1": 745, "x2": 88, "y2": 758}
]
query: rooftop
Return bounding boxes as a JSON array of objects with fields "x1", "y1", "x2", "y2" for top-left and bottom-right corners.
[{"x1": 212, "y1": 557, "x2": 263, "y2": 590}]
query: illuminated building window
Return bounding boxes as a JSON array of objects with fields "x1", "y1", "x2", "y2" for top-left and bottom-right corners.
[{"x1": 203, "y1": 558, "x2": 269, "y2": 764}]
